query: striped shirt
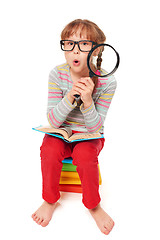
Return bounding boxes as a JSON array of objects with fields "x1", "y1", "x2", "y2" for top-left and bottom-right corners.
[{"x1": 47, "y1": 63, "x2": 117, "y2": 134}]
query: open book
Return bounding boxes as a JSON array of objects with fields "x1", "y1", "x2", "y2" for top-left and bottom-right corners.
[{"x1": 32, "y1": 125, "x2": 104, "y2": 143}]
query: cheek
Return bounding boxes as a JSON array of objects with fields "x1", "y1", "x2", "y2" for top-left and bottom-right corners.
[
  {"x1": 64, "y1": 52, "x2": 70, "y2": 63},
  {"x1": 81, "y1": 53, "x2": 88, "y2": 65}
]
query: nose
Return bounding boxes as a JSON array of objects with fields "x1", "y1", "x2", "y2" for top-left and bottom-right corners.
[{"x1": 73, "y1": 43, "x2": 80, "y2": 54}]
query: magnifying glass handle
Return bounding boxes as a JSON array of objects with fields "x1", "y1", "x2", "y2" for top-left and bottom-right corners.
[
  {"x1": 89, "y1": 71, "x2": 94, "y2": 78},
  {"x1": 74, "y1": 94, "x2": 80, "y2": 98},
  {"x1": 73, "y1": 94, "x2": 81, "y2": 107}
]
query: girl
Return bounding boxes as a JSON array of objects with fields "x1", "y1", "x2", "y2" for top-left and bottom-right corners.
[{"x1": 32, "y1": 19, "x2": 117, "y2": 235}]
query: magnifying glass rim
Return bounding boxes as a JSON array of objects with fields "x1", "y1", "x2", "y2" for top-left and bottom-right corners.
[{"x1": 87, "y1": 43, "x2": 120, "y2": 78}]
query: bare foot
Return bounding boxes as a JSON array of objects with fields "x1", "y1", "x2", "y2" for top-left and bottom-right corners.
[
  {"x1": 89, "y1": 204, "x2": 114, "y2": 235},
  {"x1": 32, "y1": 201, "x2": 58, "y2": 227}
]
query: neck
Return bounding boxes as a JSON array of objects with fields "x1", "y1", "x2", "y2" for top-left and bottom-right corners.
[{"x1": 70, "y1": 67, "x2": 89, "y2": 82}]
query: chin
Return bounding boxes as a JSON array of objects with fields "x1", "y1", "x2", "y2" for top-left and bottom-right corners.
[
  {"x1": 72, "y1": 65, "x2": 87, "y2": 73},
  {"x1": 71, "y1": 66, "x2": 82, "y2": 73}
]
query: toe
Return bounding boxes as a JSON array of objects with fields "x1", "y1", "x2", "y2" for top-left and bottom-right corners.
[
  {"x1": 33, "y1": 215, "x2": 39, "y2": 222},
  {"x1": 37, "y1": 218, "x2": 43, "y2": 225},
  {"x1": 109, "y1": 221, "x2": 115, "y2": 230},
  {"x1": 102, "y1": 222, "x2": 114, "y2": 235},
  {"x1": 102, "y1": 227, "x2": 110, "y2": 235},
  {"x1": 35, "y1": 217, "x2": 40, "y2": 224},
  {"x1": 31, "y1": 213, "x2": 36, "y2": 219},
  {"x1": 41, "y1": 219, "x2": 50, "y2": 227},
  {"x1": 107, "y1": 219, "x2": 114, "y2": 229},
  {"x1": 104, "y1": 230, "x2": 110, "y2": 235}
]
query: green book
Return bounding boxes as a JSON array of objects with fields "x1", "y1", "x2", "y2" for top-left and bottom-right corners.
[{"x1": 62, "y1": 163, "x2": 77, "y2": 172}]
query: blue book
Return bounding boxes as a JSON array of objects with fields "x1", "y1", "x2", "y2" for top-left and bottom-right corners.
[
  {"x1": 32, "y1": 125, "x2": 104, "y2": 143},
  {"x1": 62, "y1": 158, "x2": 73, "y2": 164}
]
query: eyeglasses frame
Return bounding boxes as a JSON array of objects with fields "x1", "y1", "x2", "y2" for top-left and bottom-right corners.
[{"x1": 60, "y1": 40, "x2": 97, "y2": 52}]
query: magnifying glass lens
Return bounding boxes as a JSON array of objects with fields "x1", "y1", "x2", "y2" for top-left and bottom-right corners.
[
  {"x1": 89, "y1": 44, "x2": 119, "y2": 77},
  {"x1": 74, "y1": 44, "x2": 120, "y2": 99}
]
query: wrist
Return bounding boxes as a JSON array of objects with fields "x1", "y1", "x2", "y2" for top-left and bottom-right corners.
[
  {"x1": 83, "y1": 100, "x2": 92, "y2": 110},
  {"x1": 67, "y1": 92, "x2": 75, "y2": 104}
]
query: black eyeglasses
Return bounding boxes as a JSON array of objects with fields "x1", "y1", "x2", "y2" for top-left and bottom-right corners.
[{"x1": 60, "y1": 40, "x2": 97, "y2": 52}]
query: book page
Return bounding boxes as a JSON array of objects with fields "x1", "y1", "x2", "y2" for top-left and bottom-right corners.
[
  {"x1": 68, "y1": 132, "x2": 102, "y2": 142},
  {"x1": 35, "y1": 126, "x2": 72, "y2": 140}
]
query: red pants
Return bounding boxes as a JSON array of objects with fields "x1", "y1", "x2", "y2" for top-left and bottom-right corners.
[{"x1": 40, "y1": 134, "x2": 105, "y2": 209}]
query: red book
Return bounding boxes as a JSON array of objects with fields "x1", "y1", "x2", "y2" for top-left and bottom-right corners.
[{"x1": 59, "y1": 184, "x2": 82, "y2": 193}]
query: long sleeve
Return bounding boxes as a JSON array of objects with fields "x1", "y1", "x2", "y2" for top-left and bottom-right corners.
[
  {"x1": 80, "y1": 79, "x2": 117, "y2": 133},
  {"x1": 47, "y1": 69, "x2": 77, "y2": 128},
  {"x1": 45, "y1": 63, "x2": 117, "y2": 133}
]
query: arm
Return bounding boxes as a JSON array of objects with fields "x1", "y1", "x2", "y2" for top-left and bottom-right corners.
[
  {"x1": 47, "y1": 69, "x2": 77, "y2": 128},
  {"x1": 80, "y1": 79, "x2": 117, "y2": 133}
]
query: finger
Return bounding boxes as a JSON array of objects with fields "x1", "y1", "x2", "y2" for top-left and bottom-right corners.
[
  {"x1": 74, "y1": 82, "x2": 87, "y2": 91},
  {"x1": 74, "y1": 86, "x2": 85, "y2": 95},
  {"x1": 76, "y1": 81, "x2": 93, "y2": 93},
  {"x1": 78, "y1": 78, "x2": 94, "y2": 88},
  {"x1": 74, "y1": 85, "x2": 90, "y2": 96},
  {"x1": 72, "y1": 84, "x2": 81, "y2": 95},
  {"x1": 73, "y1": 86, "x2": 82, "y2": 95}
]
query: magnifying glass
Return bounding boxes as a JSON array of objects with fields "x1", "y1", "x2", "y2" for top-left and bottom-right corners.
[{"x1": 74, "y1": 43, "x2": 120, "y2": 99}]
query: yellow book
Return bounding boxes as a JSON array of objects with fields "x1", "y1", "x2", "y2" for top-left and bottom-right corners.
[{"x1": 60, "y1": 174, "x2": 81, "y2": 185}]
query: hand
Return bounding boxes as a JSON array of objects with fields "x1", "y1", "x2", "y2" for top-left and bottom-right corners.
[
  {"x1": 73, "y1": 77, "x2": 94, "y2": 107},
  {"x1": 67, "y1": 82, "x2": 82, "y2": 104}
]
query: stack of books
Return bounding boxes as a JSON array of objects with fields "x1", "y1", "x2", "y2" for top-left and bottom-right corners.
[{"x1": 59, "y1": 157, "x2": 102, "y2": 193}]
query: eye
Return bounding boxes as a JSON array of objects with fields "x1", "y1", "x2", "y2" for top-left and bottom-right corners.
[
  {"x1": 82, "y1": 42, "x2": 88, "y2": 45},
  {"x1": 67, "y1": 41, "x2": 74, "y2": 46}
]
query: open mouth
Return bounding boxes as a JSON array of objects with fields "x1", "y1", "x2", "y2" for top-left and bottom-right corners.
[{"x1": 73, "y1": 60, "x2": 80, "y2": 66}]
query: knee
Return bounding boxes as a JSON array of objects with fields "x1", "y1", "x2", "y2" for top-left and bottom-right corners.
[
  {"x1": 40, "y1": 135, "x2": 65, "y2": 162},
  {"x1": 72, "y1": 143, "x2": 98, "y2": 167}
]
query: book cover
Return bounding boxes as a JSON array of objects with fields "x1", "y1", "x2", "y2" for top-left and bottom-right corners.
[{"x1": 32, "y1": 125, "x2": 104, "y2": 143}]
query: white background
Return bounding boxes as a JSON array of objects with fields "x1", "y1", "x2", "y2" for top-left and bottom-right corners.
[{"x1": 0, "y1": 0, "x2": 160, "y2": 239}]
